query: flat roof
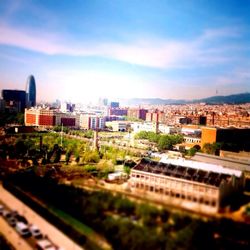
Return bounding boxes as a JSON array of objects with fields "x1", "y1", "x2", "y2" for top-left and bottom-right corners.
[
  {"x1": 160, "y1": 157, "x2": 242, "y2": 177},
  {"x1": 192, "y1": 153, "x2": 250, "y2": 172}
]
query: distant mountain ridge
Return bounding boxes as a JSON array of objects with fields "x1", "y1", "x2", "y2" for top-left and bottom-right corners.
[{"x1": 119, "y1": 93, "x2": 250, "y2": 106}]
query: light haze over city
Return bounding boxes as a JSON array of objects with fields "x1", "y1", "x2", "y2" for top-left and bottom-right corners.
[{"x1": 0, "y1": 0, "x2": 250, "y2": 103}]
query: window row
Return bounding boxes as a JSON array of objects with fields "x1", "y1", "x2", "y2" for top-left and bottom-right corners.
[
  {"x1": 131, "y1": 183, "x2": 217, "y2": 207},
  {"x1": 131, "y1": 174, "x2": 217, "y2": 194}
]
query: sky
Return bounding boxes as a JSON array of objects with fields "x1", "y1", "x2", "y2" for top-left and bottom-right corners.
[{"x1": 0, "y1": 0, "x2": 250, "y2": 103}]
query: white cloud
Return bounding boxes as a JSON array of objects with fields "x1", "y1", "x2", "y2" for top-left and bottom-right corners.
[
  {"x1": 0, "y1": 23, "x2": 246, "y2": 69},
  {"x1": 45, "y1": 69, "x2": 151, "y2": 102}
]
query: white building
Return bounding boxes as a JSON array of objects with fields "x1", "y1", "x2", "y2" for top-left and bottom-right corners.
[
  {"x1": 79, "y1": 114, "x2": 105, "y2": 130},
  {"x1": 105, "y1": 121, "x2": 128, "y2": 131},
  {"x1": 131, "y1": 122, "x2": 158, "y2": 133},
  {"x1": 158, "y1": 124, "x2": 178, "y2": 134}
]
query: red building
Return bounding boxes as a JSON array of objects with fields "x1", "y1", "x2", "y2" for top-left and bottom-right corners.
[
  {"x1": 128, "y1": 108, "x2": 148, "y2": 120},
  {"x1": 25, "y1": 108, "x2": 79, "y2": 128}
]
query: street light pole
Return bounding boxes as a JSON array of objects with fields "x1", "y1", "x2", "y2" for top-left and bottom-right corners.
[{"x1": 61, "y1": 123, "x2": 63, "y2": 147}]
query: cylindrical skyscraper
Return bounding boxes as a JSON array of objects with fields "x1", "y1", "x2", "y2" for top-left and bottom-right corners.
[{"x1": 26, "y1": 75, "x2": 36, "y2": 107}]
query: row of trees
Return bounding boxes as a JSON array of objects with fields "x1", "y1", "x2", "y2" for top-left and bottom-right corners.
[
  {"x1": 9, "y1": 171, "x2": 250, "y2": 250},
  {"x1": 135, "y1": 131, "x2": 183, "y2": 151}
]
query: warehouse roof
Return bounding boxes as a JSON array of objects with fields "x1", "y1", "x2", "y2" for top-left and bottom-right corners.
[{"x1": 133, "y1": 158, "x2": 242, "y2": 187}]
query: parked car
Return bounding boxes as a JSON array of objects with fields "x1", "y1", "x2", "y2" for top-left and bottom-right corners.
[
  {"x1": 7, "y1": 216, "x2": 17, "y2": 227},
  {"x1": 15, "y1": 214, "x2": 29, "y2": 224},
  {"x1": 30, "y1": 224, "x2": 43, "y2": 239},
  {"x1": 0, "y1": 204, "x2": 4, "y2": 215},
  {"x1": 15, "y1": 222, "x2": 31, "y2": 238},
  {"x1": 3, "y1": 209, "x2": 12, "y2": 219},
  {"x1": 35, "y1": 239, "x2": 57, "y2": 250}
]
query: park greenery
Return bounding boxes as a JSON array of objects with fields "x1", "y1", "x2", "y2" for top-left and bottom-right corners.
[
  {"x1": 6, "y1": 170, "x2": 250, "y2": 250},
  {"x1": 0, "y1": 131, "x2": 138, "y2": 179},
  {"x1": 134, "y1": 131, "x2": 183, "y2": 151}
]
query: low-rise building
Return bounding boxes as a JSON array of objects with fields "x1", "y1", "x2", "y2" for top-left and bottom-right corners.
[
  {"x1": 158, "y1": 124, "x2": 178, "y2": 134},
  {"x1": 105, "y1": 121, "x2": 128, "y2": 132},
  {"x1": 131, "y1": 122, "x2": 158, "y2": 133},
  {"x1": 201, "y1": 127, "x2": 250, "y2": 151},
  {"x1": 129, "y1": 158, "x2": 243, "y2": 214},
  {"x1": 25, "y1": 108, "x2": 79, "y2": 128}
]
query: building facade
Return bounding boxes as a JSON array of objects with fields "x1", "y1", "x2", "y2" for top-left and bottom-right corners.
[
  {"x1": 79, "y1": 114, "x2": 105, "y2": 130},
  {"x1": 128, "y1": 108, "x2": 148, "y2": 120},
  {"x1": 201, "y1": 127, "x2": 250, "y2": 151},
  {"x1": 26, "y1": 75, "x2": 36, "y2": 107},
  {"x1": 105, "y1": 121, "x2": 128, "y2": 131},
  {"x1": 2, "y1": 89, "x2": 26, "y2": 112},
  {"x1": 108, "y1": 108, "x2": 128, "y2": 116},
  {"x1": 25, "y1": 108, "x2": 79, "y2": 128},
  {"x1": 129, "y1": 158, "x2": 243, "y2": 214}
]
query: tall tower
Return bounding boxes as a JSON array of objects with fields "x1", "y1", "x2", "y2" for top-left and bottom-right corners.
[{"x1": 26, "y1": 75, "x2": 36, "y2": 107}]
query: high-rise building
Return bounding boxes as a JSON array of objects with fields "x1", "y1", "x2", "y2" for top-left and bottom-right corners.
[
  {"x1": 26, "y1": 75, "x2": 36, "y2": 107},
  {"x1": 127, "y1": 108, "x2": 148, "y2": 120},
  {"x1": 2, "y1": 89, "x2": 26, "y2": 112},
  {"x1": 110, "y1": 102, "x2": 119, "y2": 108}
]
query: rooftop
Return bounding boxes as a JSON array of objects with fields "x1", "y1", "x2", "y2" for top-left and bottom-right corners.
[{"x1": 133, "y1": 158, "x2": 242, "y2": 187}]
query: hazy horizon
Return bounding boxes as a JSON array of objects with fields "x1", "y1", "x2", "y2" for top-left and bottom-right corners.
[{"x1": 0, "y1": 0, "x2": 250, "y2": 102}]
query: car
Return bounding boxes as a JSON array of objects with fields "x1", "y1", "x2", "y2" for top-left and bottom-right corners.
[
  {"x1": 7, "y1": 216, "x2": 17, "y2": 227},
  {"x1": 0, "y1": 204, "x2": 4, "y2": 215},
  {"x1": 35, "y1": 239, "x2": 57, "y2": 250},
  {"x1": 3, "y1": 209, "x2": 12, "y2": 219},
  {"x1": 15, "y1": 214, "x2": 29, "y2": 224},
  {"x1": 15, "y1": 222, "x2": 31, "y2": 238},
  {"x1": 29, "y1": 224, "x2": 43, "y2": 239}
]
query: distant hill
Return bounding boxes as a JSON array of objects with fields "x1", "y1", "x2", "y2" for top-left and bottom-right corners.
[
  {"x1": 119, "y1": 98, "x2": 186, "y2": 106},
  {"x1": 193, "y1": 93, "x2": 250, "y2": 104},
  {"x1": 119, "y1": 93, "x2": 250, "y2": 106}
]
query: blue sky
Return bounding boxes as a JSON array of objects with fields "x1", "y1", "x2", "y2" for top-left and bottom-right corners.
[{"x1": 0, "y1": 0, "x2": 250, "y2": 103}]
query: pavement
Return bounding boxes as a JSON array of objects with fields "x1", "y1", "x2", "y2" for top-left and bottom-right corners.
[{"x1": 0, "y1": 183, "x2": 84, "y2": 250}]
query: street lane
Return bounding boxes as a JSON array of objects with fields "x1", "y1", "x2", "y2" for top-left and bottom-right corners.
[
  {"x1": 0, "y1": 216, "x2": 32, "y2": 250},
  {"x1": 0, "y1": 183, "x2": 83, "y2": 250}
]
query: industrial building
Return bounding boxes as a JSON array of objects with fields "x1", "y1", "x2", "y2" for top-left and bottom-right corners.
[
  {"x1": 192, "y1": 152, "x2": 250, "y2": 191},
  {"x1": 129, "y1": 158, "x2": 243, "y2": 214}
]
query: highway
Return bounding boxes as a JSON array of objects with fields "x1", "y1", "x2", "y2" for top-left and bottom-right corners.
[
  {"x1": 0, "y1": 183, "x2": 84, "y2": 250},
  {"x1": 0, "y1": 216, "x2": 32, "y2": 250}
]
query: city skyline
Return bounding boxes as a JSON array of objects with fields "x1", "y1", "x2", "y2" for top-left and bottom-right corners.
[{"x1": 0, "y1": 0, "x2": 250, "y2": 103}]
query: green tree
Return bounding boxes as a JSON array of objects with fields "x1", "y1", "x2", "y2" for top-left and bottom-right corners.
[
  {"x1": 82, "y1": 150, "x2": 100, "y2": 163},
  {"x1": 202, "y1": 142, "x2": 221, "y2": 155}
]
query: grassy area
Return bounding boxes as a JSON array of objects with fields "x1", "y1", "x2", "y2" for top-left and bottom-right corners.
[
  {"x1": 48, "y1": 205, "x2": 94, "y2": 236},
  {"x1": 47, "y1": 204, "x2": 112, "y2": 250}
]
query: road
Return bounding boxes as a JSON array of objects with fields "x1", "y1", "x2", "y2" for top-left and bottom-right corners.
[
  {"x1": 0, "y1": 216, "x2": 32, "y2": 250},
  {"x1": 0, "y1": 183, "x2": 84, "y2": 250}
]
